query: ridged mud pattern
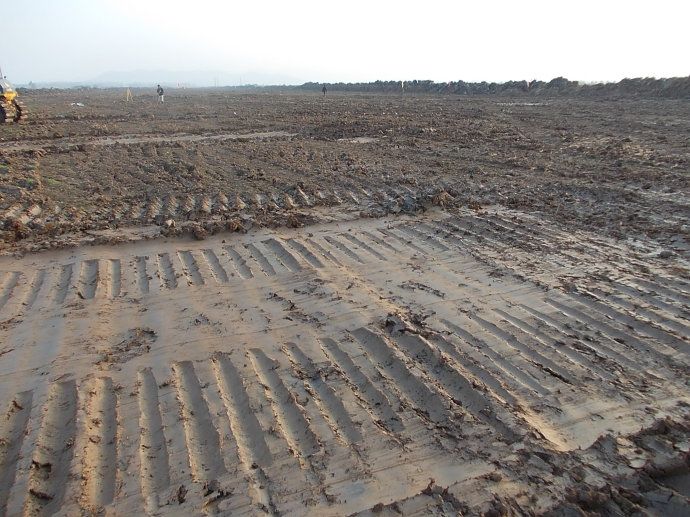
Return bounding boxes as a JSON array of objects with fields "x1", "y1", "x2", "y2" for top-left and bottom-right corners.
[
  {"x1": 178, "y1": 251, "x2": 205, "y2": 286},
  {"x1": 25, "y1": 381, "x2": 78, "y2": 516},
  {"x1": 172, "y1": 361, "x2": 226, "y2": 483},
  {"x1": 81, "y1": 377, "x2": 117, "y2": 510},
  {"x1": 286, "y1": 239, "x2": 324, "y2": 268},
  {"x1": 212, "y1": 354, "x2": 271, "y2": 466},
  {"x1": 202, "y1": 249, "x2": 229, "y2": 283},
  {"x1": 305, "y1": 238, "x2": 342, "y2": 266},
  {"x1": 1, "y1": 209, "x2": 688, "y2": 515},
  {"x1": 249, "y1": 349, "x2": 321, "y2": 461},
  {"x1": 320, "y1": 337, "x2": 403, "y2": 433},
  {"x1": 262, "y1": 238, "x2": 302, "y2": 272},
  {"x1": 212, "y1": 354, "x2": 276, "y2": 512},
  {"x1": 389, "y1": 331, "x2": 518, "y2": 440},
  {"x1": 135, "y1": 256, "x2": 150, "y2": 294},
  {"x1": 78, "y1": 260, "x2": 99, "y2": 299},
  {"x1": 245, "y1": 243, "x2": 276, "y2": 276},
  {"x1": 283, "y1": 342, "x2": 362, "y2": 445},
  {"x1": 351, "y1": 328, "x2": 453, "y2": 425},
  {"x1": 0, "y1": 271, "x2": 20, "y2": 312},
  {"x1": 157, "y1": 253, "x2": 178, "y2": 289},
  {"x1": 137, "y1": 368, "x2": 170, "y2": 506},
  {"x1": 22, "y1": 270, "x2": 47, "y2": 311},
  {"x1": 223, "y1": 246, "x2": 254, "y2": 279},
  {"x1": 106, "y1": 259, "x2": 122, "y2": 298},
  {"x1": 323, "y1": 235, "x2": 364, "y2": 263},
  {"x1": 0, "y1": 391, "x2": 33, "y2": 514}
]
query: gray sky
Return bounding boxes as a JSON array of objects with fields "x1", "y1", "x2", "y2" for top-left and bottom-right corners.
[{"x1": 5, "y1": 0, "x2": 689, "y2": 85}]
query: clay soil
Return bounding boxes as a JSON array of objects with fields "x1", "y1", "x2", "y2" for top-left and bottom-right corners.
[
  {"x1": 0, "y1": 89, "x2": 688, "y2": 516},
  {"x1": 1, "y1": 89, "x2": 688, "y2": 252}
]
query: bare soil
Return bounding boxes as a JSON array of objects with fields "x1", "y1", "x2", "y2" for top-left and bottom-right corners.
[
  {"x1": 0, "y1": 89, "x2": 688, "y2": 515},
  {"x1": 1, "y1": 89, "x2": 687, "y2": 253}
]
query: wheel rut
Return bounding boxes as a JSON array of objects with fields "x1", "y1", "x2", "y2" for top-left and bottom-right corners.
[{"x1": 0, "y1": 208, "x2": 688, "y2": 515}]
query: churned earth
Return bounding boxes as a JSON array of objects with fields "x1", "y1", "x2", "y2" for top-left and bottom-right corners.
[{"x1": 0, "y1": 88, "x2": 688, "y2": 515}]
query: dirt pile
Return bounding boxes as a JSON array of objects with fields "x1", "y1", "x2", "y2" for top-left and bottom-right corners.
[{"x1": 302, "y1": 76, "x2": 690, "y2": 98}]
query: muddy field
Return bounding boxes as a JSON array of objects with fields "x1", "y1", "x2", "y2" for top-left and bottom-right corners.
[
  {"x1": 1, "y1": 89, "x2": 688, "y2": 252},
  {"x1": 0, "y1": 89, "x2": 688, "y2": 515}
]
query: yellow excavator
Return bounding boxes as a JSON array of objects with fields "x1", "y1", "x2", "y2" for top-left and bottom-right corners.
[{"x1": 0, "y1": 71, "x2": 27, "y2": 123}]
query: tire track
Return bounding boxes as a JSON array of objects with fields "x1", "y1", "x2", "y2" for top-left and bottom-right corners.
[
  {"x1": 357, "y1": 230, "x2": 401, "y2": 254},
  {"x1": 135, "y1": 256, "x2": 150, "y2": 295},
  {"x1": 546, "y1": 297, "x2": 677, "y2": 364},
  {"x1": 177, "y1": 251, "x2": 205, "y2": 286},
  {"x1": 0, "y1": 271, "x2": 21, "y2": 312},
  {"x1": 339, "y1": 233, "x2": 387, "y2": 261},
  {"x1": 319, "y1": 337, "x2": 403, "y2": 434},
  {"x1": 351, "y1": 328, "x2": 453, "y2": 426},
  {"x1": 440, "y1": 318, "x2": 550, "y2": 396},
  {"x1": 244, "y1": 243, "x2": 277, "y2": 276},
  {"x1": 137, "y1": 368, "x2": 171, "y2": 508},
  {"x1": 518, "y1": 304, "x2": 641, "y2": 373},
  {"x1": 248, "y1": 349, "x2": 321, "y2": 464},
  {"x1": 52, "y1": 264, "x2": 74, "y2": 305},
  {"x1": 106, "y1": 259, "x2": 122, "y2": 298},
  {"x1": 323, "y1": 235, "x2": 364, "y2": 263},
  {"x1": 388, "y1": 331, "x2": 519, "y2": 440},
  {"x1": 286, "y1": 239, "x2": 324, "y2": 268},
  {"x1": 305, "y1": 238, "x2": 342, "y2": 266},
  {"x1": 25, "y1": 380, "x2": 78, "y2": 515},
  {"x1": 282, "y1": 342, "x2": 363, "y2": 446},
  {"x1": 157, "y1": 253, "x2": 178, "y2": 289},
  {"x1": 493, "y1": 308, "x2": 615, "y2": 382},
  {"x1": 396, "y1": 226, "x2": 450, "y2": 252},
  {"x1": 81, "y1": 377, "x2": 118, "y2": 511},
  {"x1": 222, "y1": 246, "x2": 254, "y2": 279},
  {"x1": 201, "y1": 249, "x2": 229, "y2": 283},
  {"x1": 577, "y1": 287, "x2": 690, "y2": 348},
  {"x1": 262, "y1": 238, "x2": 303, "y2": 272},
  {"x1": 78, "y1": 260, "x2": 99, "y2": 300},
  {"x1": 469, "y1": 313, "x2": 574, "y2": 385},
  {"x1": 376, "y1": 228, "x2": 428, "y2": 255},
  {"x1": 172, "y1": 361, "x2": 226, "y2": 483},
  {"x1": 0, "y1": 391, "x2": 33, "y2": 514},
  {"x1": 22, "y1": 269, "x2": 47, "y2": 312}
]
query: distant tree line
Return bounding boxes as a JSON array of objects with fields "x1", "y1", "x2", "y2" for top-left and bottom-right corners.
[{"x1": 300, "y1": 77, "x2": 690, "y2": 98}]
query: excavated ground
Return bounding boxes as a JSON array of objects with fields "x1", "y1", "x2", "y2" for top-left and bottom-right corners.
[{"x1": 0, "y1": 90, "x2": 688, "y2": 515}]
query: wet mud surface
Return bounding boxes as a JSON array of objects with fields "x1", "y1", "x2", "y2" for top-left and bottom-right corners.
[
  {"x1": 1, "y1": 90, "x2": 687, "y2": 254},
  {"x1": 0, "y1": 89, "x2": 688, "y2": 515}
]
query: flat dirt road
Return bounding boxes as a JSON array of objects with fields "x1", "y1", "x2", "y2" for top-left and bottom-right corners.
[{"x1": 0, "y1": 89, "x2": 688, "y2": 515}]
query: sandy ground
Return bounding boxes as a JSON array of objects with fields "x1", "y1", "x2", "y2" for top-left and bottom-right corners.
[{"x1": 0, "y1": 89, "x2": 688, "y2": 515}]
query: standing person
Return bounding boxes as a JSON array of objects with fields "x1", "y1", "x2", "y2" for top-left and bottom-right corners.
[
  {"x1": 322, "y1": 85, "x2": 327, "y2": 97},
  {"x1": 157, "y1": 84, "x2": 164, "y2": 103}
]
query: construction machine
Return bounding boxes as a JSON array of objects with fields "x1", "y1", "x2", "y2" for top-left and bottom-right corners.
[{"x1": 0, "y1": 72, "x2": 27, "y2": 123}]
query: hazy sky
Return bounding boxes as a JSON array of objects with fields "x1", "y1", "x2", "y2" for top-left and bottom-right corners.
[{"x1": 4, "y1": 0, "x2": 689, "y2": 85}]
